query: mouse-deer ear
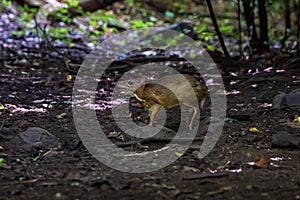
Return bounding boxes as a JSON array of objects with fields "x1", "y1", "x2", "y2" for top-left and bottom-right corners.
[
  {"x1": 136, "y1": 76, "x2": 148, "y2": 91},
  {"x1": 140, "y1": 76, "x2": 148, "y2": 84}
]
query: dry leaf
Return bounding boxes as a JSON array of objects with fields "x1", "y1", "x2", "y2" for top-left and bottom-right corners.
[
  {"x1": 293, "y1": 116, "x2": 300, "y2": 123},
  {"x1": 255, "y1": 157, "x2": 269, "y2": 167},
  {"x1": 249, "y1": 127, "x2": 261, "y2": 133}
]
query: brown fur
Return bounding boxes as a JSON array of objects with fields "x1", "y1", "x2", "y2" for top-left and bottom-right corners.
[{"x1": 133, "y1": 74, "x2": 208, "y2": 130}]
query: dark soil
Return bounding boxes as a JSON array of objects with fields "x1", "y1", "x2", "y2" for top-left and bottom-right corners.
[{"x1": 0, "y1": 58, "x2": 300, "y2": 200}]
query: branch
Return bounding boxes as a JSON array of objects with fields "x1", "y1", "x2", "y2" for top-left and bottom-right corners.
[{"x1": 206, "y1": 0, "x2": 231, "y2": 59}]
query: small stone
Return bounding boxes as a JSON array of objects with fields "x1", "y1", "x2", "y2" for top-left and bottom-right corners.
[
  {"x1": 272, "y1": 131, "x2": 300, "y2": 148},
  {"x1": 8, "y1": 127, "x2": 62, "y2": 153}
]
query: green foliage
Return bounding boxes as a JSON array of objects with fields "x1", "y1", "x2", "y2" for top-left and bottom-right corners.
[
  {"x1": 66, "y1": 0, "x2": 79, "y2": 7},
  {"x1": 148, "y1": 16, "x2": 157, "y2": 22},
  {"x1": 165, "y1": 10, "x2": 174, "y2": 19},
  {"x1": 0, "y1": 158, "x2": 3, "y2": 167},
  {"x1": 88, "y1": 10, "x2": 123, "y2": 31},
  {"x1": 1, "y1": 0, "x2": 11, "y2": 10},
  {"x1": 18, "y1": 4, "x2": 38, "y2": 24},
  {"x1": 130, "y1": 19, "x2": 153, "y2": 28},
  {"x1": 189, "y1": 51, "x2": 196, "y2": 59},
  {"x1": 23, "y1": 4, "x2": 39, "y2": 14},
  {"x1": 219, "y1": 24, "x2": 234, "y2": 36},
  {"x1": 5, "y1": 0, "x2": 298, "y2": 56},
  {"x1": 125, "y1": 0, "x2": 135, "y2": 7},
  {"x1": 118, "y1": 40, "x2": 126, "y2": 46},
  {"x1": 12, "y1": 29, "x2": 27, "y2": 37},
  {"x1": 124, "y1": 0, "x2": 155, "y2": 22},
  {"x1": 194, "y1": 24, "x2": 216, "y2": 42},
  {"x1": 19, "y1": 12, "x2": 33, "y2": 23},
  {"x1": 48, "y1": 27, "x2": 68, "y2": 38},
  {"x1": 206, "y1": 44, "x2": 215, "y2": 51},
  {"x1": 54, "y1": 10, "x2": 72, "y2": 24},
  {"x1": 13, "y1": 0, "x2": 125, "y2": 44},
  {"x1": 48, "y1": 27, "x2": 73, "y2": 45},
  {"x1": 86, "y1": 9, "x2": 123, "y2": 41},
  {"x1": 13, "y1": 5, "x2": 39, "y2": 39},
  {"x1": 117, "y1": 134, "x2": 125, "y2": 142},
  {"x1": 173, "y1": 0, "x2": 190, "y2": 14},
  {"x1": 33, "y1": 152, "x2": 41, "y2": 161},
  {"x1": 268, "y1": 0, "x2": 285, "y2": 10},
  {"x1": 165, "y1": 34, "x2": 185, "y2": 46},
  {"x1": 52, "y1": 0, "x2": 83, "y2": 24}
]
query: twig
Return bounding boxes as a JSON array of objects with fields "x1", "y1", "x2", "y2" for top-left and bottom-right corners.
[
  {"x1": 206, "y1": 0, "x2": 231, "y2": 59},
  {"x1": 238, "y1": 0, "x2": 243, "y2": 58},
  {"x1": 297, "y1": 0, "x2": 300, "y2": 55},
  {"x1": 183, "y1": 172, "x2": 229, "y2": 180},
  {"x1": 115, "y1": 137, "x2": 203, "y2": 147},
  {"x1": 33, "y1": 14, "x2": 70, "y2": 61}
]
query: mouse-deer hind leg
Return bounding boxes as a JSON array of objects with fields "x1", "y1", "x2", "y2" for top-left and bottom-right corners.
[
  {"x1": 188, "y1": 107, "x2": 199, "y2": 130},
  {"x1": 149, "y1": 104, "x2": 161, "y2": 126}
]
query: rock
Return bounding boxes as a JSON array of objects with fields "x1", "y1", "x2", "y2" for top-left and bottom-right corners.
[
  {"x1": 272, "y1": 92, "x2": 286, "y2": 109},
  {"x1": 8, "y1": 127, "x2": 62, "y2": 153},
  {"x1": 272, "y1": 89, "x2": 300, "y2": 108},
  {"x1": 284, "y1": 88, "x2": 300, "y2": 106},
  {"x1": 168, "y1": 22, "x2": 198, "y2": 40},
  {"x1": 271, "y1": 131, "x2": 300, "y2": 148}
]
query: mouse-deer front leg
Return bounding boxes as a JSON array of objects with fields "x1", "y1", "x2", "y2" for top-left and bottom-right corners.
[{"x1": 149, "y1": 104, "x2": 161, "y2": 126}]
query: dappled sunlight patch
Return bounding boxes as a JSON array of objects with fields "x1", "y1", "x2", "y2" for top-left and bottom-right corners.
[
  {"x1": 75, "y1": 98, "x2": 128, "y2": 111},
  {"x1": 230, "y1": 80, "x2": 239, "y2": 85},
  {"x1": 225, "y1": 90, "x2": 240, "y2": 95},
  {"x1": 2, "y1": 104, "x2": 47, "y2": 113},
  {"x1": 258, "y1": 103, "x2": 272, "y2": 108}
]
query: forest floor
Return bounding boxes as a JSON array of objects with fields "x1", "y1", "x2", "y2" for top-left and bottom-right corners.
[{"x1": 0, "y1": 57, "x2": 300, "y2": 200}]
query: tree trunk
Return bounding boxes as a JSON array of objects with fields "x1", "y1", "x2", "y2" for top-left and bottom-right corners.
[
  {"x1": 258, "y1": 0, "x2": 269, "y2": 52},
  {"x1": 281, "y1": 0, "x2": 291, "y2": 50},
  {"x1": 242, "y1": 0, "x2": 260, "y2": 52},
  {"x1": 206, "y1": 0, "x2": 230, "y2": 59}
]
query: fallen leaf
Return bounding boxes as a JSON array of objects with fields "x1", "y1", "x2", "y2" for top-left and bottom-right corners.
[
  {"x1": 56, "y1": 113, "x2": 67, "y2": 119},
  {"x1": 66, "y1": 74, "x2": 73, "y2": 81},
  {"x1": 249, "y1": 127, "x2": 261, "y2": 133},
  {"x1": 255, "y1": 157, "x2": 269, "y2": 167},
  {"x1": 293, "y1": 116, "x2": 300, "y2": 123},
  {"x1": 117, "y1": 134, "x2": 125, "y2": 141},
  {"x1": 182, "y1": 165, "x2": 200, "y2": 173},
  {"x1": 0, "y1": 158, "x2": 3, "y2": 167},
  {"x1": 208, "y1": 186, "x2": 233, "y2": 195},
  {"x1": 108, "y1": 131, "x2": 121, "y2": 138},
  {"x1": 175, "y1": 152, "x2": 183, "y2": 157}
]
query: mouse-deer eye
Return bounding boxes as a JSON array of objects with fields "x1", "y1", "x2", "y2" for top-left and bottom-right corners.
[
  {"x1": 127, "y1": 80, "x2": 135, "y2": 86},
  {"x1": 140, "y1": 76, "x2": 148, "y2": 84}
]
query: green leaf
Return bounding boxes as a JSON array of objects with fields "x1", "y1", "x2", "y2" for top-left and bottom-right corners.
[
  {"x1": 0, "y1": 158, "x2": 3, "y2": 167},
  {"x1": 118, "y1": 40, "x2": 126, "y2": 46},
  {"x1": 206, "y1": 44, "x2": 215, "y2": 51},
  {"x1": 189, "y1": 52, "x2": 196, "y2": 59},
  {"x1": 117, "y1": 134, "x2": 125, "y2": 142},
  {"x1": 94, "y1": 30, "x2": 101, "y2": 36},
  {"x1": 175, "y1": 152, "x2": 183, "y2": 157},
  {"x1": 67, "y1": 0, "x2": 79, "y2": 7},
  {"x1": 60, "y1": 8, "x2": 68, "y2": 14},
  {"x1": 2, "y1": 0, "x2": 11, "y2": 8},
  {"x1": 220, "y1": 25, "x2": 234, "y2": 34},
  {"x1": 149, "y1": 16, "x2": 157, "y2": 22},
  {"x1": 89, "y1": 20, "x2": 97, "y2": 27},
  {"x1": 165, "y1": 10, "x2": 174, "y2": 18},
  {"x1": 33, "y1": 152, "x2": 41, "y2": 161},
  {"x1": 125, "y1": 0, "x2": 135, "y2": 6}
]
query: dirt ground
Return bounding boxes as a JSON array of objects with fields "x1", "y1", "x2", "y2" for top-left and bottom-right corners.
[{"x1": 0, "y1": 59, "x2": 300, "y2": 200}]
